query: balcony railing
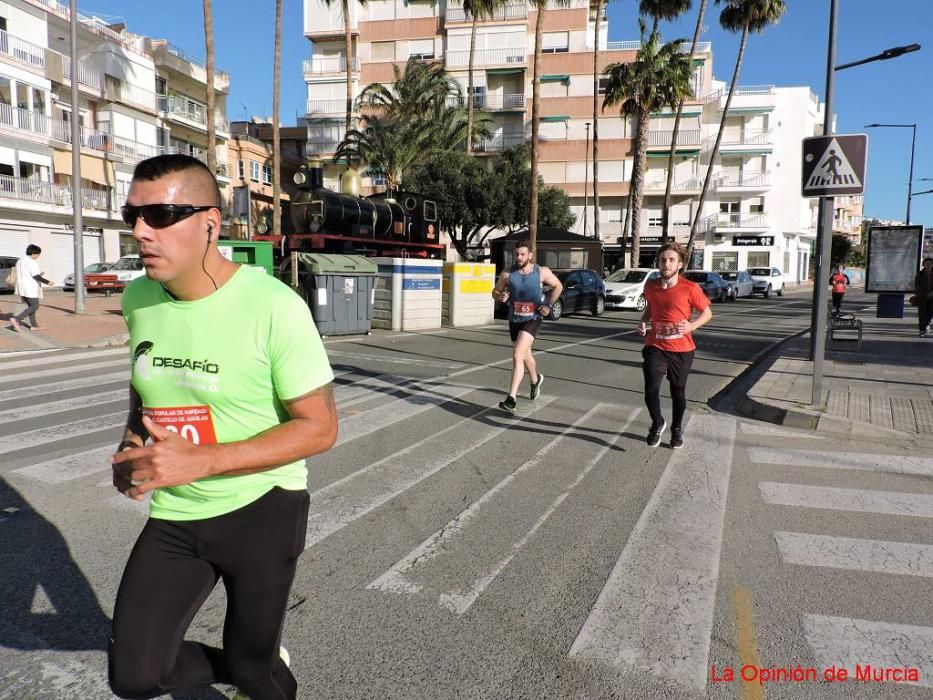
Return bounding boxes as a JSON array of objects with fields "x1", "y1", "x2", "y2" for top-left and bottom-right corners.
[
  {"x1": 474, "y1": 132, "x2": 524, "y2": 153},
  {"x1": 607, "y1": 40, "x2": 711, "y2": 53},
  {"x1": 0, "y1": 174, "x2": 111, "y2": 211},
  {"x1": 714, "y1": 170, "x2": 770, "y2": 189},
  {"x1": 704, "y1": 84, "x2": 776, "y2": 103},
  {"x1": 704, "y1": 130, "x2": 773, "y2": 149},
  {"x1": 105, "y1": 79, "x2": 157, "y2": 112},
  {"x1": 0, "y1": 28, "x2": 46, "y2": 69},
  {"x1": 643, "y1": 176, "x2": 702, "y2": 193},
  {"x1": 446, "y1": 4, "x2": 528, "y2": 22},
  {"x1": 62, "y1": 54, "x2": 103, "y2": 90},
  {"x1": 307, "y1": 98, "x2": 349, "y2": 115},
  {"x1": 646, "y1": 129, "x2": 701, "y2": 147},
  {"x1": 307, "y1": 139, "x2": 342, "y2": 154},
  {"x1": 701, "y1": 212, "x2": 768, "y2": 231},
  {"x1": 161, "y1": 96, "x2": 229, "y2": 132},
  {"x1": 446, "y1": 93, "x2": 526, "y2": 110},
  {"x1": 303, "y1": 56, "x2": 360, "y2": 75},
  {"x1": 446, "y1": 47, "x2": 525, "y2": 68}
]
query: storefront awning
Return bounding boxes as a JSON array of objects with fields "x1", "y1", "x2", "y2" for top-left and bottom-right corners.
[
  {"x1": 487, "y1": 68, "x2": 525, "y2": 76},
  {"x1": 53, "y1": 151, "x2": 116, "y2": 187},
  {"x1": 540, "y1": 115, "x2": 569, "y2": 122}
]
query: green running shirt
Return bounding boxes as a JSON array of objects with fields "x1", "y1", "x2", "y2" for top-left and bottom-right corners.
[{"x1": 122, "y1": 265, "x2": 334, "y2": 521}]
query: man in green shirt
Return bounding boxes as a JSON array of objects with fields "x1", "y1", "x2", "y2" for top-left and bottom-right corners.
[{"x1": 108, "y1": 154, "x2": 337, "y2": 700}]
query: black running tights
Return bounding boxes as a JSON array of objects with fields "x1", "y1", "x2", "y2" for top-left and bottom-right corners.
[
  {"x1": 108, "y1": 487, "x2": 310, "y2": 700},
  {"x1": 642, "y1": 346, "x2": 694, "y2": 430}
]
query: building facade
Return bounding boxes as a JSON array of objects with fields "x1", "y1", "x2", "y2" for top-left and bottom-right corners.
[
  {"x1": 0, "y1": 0, "x2": 229, "y2": 285},
  {"x1": 303, "y1": 0, "x2": 824, "y2": 282}
]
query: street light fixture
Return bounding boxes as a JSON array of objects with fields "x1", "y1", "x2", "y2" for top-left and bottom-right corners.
[
  {"x1": 584, "y1": 121, "x2": 591, "y2": 238},
  {"x1": 864, "y1": 123, "x2": 916, "y2": 223},
  {"x1": 835, "y1": 43, "x2": 921, "y2": 71}
]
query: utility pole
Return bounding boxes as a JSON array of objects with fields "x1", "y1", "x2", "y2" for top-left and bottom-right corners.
[
  {"x1": 583, "y1": 121, "x2": 590, "y2": 237},
  {"x1": 70, "y1": 0, "x2": 85, "y2": 313}
]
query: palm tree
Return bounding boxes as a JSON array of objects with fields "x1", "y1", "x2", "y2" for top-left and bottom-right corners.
[
  {"x1": 662, "y1": 0, "x2": 706, "y2": 243},
  {"x1": 320, "y1": 0, "x2": 370, "y2": 135},
  {"x1": 464, "y1": 0, "x2": 505, "y2": 154},
  {"x1": 603, "y1": 20, "x2": 693, "y2": 267},
  {"x1": 202, "y1": 0, "x2": 216, "y2": 176},
  {"x1": 272, "y1": 0, "x2": 282, "y2": 238},
  {"x1": 686, "y1": 0, "x2": 786, "y2": 263}
]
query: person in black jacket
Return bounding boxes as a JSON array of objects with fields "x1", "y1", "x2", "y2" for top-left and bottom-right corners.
[{"x1": 916, "y1": 257, "x2": 933, "y2": 337}]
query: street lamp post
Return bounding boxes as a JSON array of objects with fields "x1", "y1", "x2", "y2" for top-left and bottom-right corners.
[
  {"x1": 864, "y1": 123, "x2": 916, "y2": 224},
  {"x1": 584, "y1": 121, "x2": 591, "y2": 238}
]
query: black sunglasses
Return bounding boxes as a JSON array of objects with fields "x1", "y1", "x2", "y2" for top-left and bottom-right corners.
[{"x1": 121, "y1": 204, "x2": 218, "y2": 229}]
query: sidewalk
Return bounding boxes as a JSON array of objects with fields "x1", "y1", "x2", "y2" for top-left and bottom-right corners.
[
  {"x1": 0, "y1": 289, "x2": 127, "y2": 352},
  {"x1": 736, "y1": 303, "x2": 933, "y2": 443}
]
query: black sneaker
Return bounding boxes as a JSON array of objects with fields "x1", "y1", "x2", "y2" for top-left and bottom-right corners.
[
  {"x1": 499, "y1": 395, "x2": 517, "y2": 414},
  {"x1": 530, "y1": 373, "x2": 544, "y2": 400},
  {"x1": 646, "y1": 419, "x2": 666, "y2": 447},
  {"x1": 670, "y1": 427, "x2": 684, "y2": 449}
]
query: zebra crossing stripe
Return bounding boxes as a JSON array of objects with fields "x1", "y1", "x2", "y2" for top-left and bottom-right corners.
[
  {"x1": 739, "y1": 423, "x2": 825, "y2": 440},
  {"x1": 1, "y1": 412, "x2": 126, "y2": 456},
  {"x1": 569, "y1": 414, "x2": 736, "y2": 694},
  {"x1": 327, "y1": 350, "x2": 463, "y2": 370},
  {"x1": 0, "y1": 347, "x2": 127, "y2": 371},
  {"x1": 305, "y1": 396, "x2": 559, "y2": 548},
  {"x1": 0, "y1": 389, "x2": 125, "y2": 423},
  {"x1": 0, "y1": 371, "x2": 129, "y2": 403},
  {"x1": 748, "y1": 447, "x2": 933, "y2": 477},
  {"x1": 804, "y1": 615, "x2": 933, "y2": 688},
  {"x1": 368, "y1": 405, "x2": 637, "y2": 615},
  {"x1": 760, "y1": 482, "x2": 933, "y2": 518},
  {"x1": 12, "y1": 445, "x2": 115, "y2": 483},
  {"x1": 774, "y1": 532, "x2": 933, "y2": 578},
  {"x1": 0, "y1": 359, "x2": 128, "y2": 385}
]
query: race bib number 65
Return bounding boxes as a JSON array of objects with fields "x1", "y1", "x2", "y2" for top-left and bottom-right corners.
[
  {"x1": 143, "y1": 405, "x2": 218, "y2": 445},
  {"x1": 513, "y1": 301, "x2": 536, "y2": 315}
]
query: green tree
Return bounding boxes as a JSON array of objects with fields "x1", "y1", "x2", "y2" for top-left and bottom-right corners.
[
  {"x1": 831, "y1": 234, "x2": 853, "y2": 266},
  {"x1": 602, "y1": 21, "x2": 693, "y2": 265},
  {"x1": 686, "y1": 0, "x2": 787, "y2": 261}
]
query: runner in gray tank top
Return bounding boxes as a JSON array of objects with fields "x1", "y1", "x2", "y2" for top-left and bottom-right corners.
[{"x1": 491, "y1": 240, "x2": 563, "y2": 413}]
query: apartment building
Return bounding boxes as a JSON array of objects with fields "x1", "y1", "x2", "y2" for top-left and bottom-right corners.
[
  {"x1": 303, "y1": 0, "x2": 823, "y2": 282},
  {"x1": 0, "y1": 0, "x2": 229, "y2": 285},
  {"x1": 832, "y1": 194, "x2": 864, "y2": 243}
]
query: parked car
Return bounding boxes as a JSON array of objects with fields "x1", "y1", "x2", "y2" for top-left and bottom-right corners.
[
  {"x1": 549, "y1": 268, "x2": 606, "y2": 320},
  {"x1": 603, "y1": 268, "x2": 660, "y2": 311},
  {"x1": 63, "y1": 262, "x2": 114, "y2": 291},
  {"x1": 748, "y1": 266, "x2": 785, "y2": 298},
  {"x1": 85, "y1": 254, "x2": 145, "y2": 295},
  {"x1": 720, "y1": 270, "x2": 755, "y2": 299},
  {"x1": 0, "y1": 256, "x2": 16, "y2": 293},
  {"x1": 684, "y1": 270, "x2": 733, "y2": 302}
]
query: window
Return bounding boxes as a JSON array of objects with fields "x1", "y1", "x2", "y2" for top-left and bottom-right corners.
[
  {"x1": 542, "y1": 32, "x2": 569, "y2": 53},
  {"x1": 423, "y1": 200, "x2": 436, "y2": 222},
  {"x1": 371, "y1": 41, "x2": 395, "y2": 62},
  {"x1": 0, "y1": 18, "x2": 6, "y2": 32},
  {"x1": 237, "y1": 159, "x2": 244, "y2": 180},
  {"x1": 747, "y1": 252, "x2": 770, "y2": 268},
  {"x1": 249, "y1": 160, "x2": 260, "y2": 182},
  {"x1": 155, "y1": 76, "x2": 167, "y2": 96},
  {"x1": 712, "y1": 252, "x2": 738, "y2": 272},
  {"x1": 262, "y1": 164, "x2": 272, "y2": 185},
  {"x1": 409, "y1": 38, "x2": 435, "y2": 60},
  {"x1": 749, "y1": 196, "x2": 765, "y2": 214},
  {"x1": 598, "y1": 77, "x2": 609, "y2": 95},
  {"x1": 539, "y1": 120, "x2": 567, "y2": 141}
]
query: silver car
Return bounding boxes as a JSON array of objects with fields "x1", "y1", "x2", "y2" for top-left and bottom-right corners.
[{"x1": 720, "y1": 270, "x2": 755, "y2": 299}]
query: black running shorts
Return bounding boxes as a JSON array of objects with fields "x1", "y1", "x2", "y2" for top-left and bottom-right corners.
[{"x1": 509, "y1": 319, "x2": 542, "y2": 342}]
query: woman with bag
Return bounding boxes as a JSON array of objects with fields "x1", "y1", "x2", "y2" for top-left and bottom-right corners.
[
  {"x1": 9, "y1": 244, "x2": 51, "y2": 332},
  {"x1": 916, "y1": 257, "x2": 933, "y2": 338}
]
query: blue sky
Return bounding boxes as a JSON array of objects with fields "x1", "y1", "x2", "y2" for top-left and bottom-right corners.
[{"x1": 84, "y1": 0, "x2": 932, "y2": 226}]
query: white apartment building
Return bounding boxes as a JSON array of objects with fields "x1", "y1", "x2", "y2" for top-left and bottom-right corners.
[
  {"x1": 303, "y1": 0, "x2": 824, "y2": 282},
  {"x1": 0, "y1": 0, "x2": 229, "y2": 285}
]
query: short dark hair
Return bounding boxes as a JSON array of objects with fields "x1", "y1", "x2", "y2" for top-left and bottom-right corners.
[
  {"x1": 924, "y1": 257, "x2": 933, "y2": 265},
  {"x1": 515, "y1": 239, "x2": 532, "y2": 252},
  {"x1": 26, "y1": 244, "x2": 41, "y2": 256},
  {"x1": 132, "y1": 154, "x2": 221, "y2": 207}
]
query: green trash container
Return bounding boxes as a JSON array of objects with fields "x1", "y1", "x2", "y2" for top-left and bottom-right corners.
[
  {"x1": 296, "y1": 253, "x2": 378, "y2": 336},
  {"x1": 217, "y1": 240, "x2": 274, "y2": 275}
]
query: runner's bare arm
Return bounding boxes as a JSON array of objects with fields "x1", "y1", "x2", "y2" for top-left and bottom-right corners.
[
  {"x1": 111, "y1": 383, "x2": 338, "y2": 499},
  {"x1": 685, "y1": 305, "x2": 713, "y2": 334},
  {"x1": 112, "y1": 386, "x2": 149, "y2": 495},
  {"x1": 637, "y1": 301, "x2": 651, "y2": 336},
  {"x1": 538, "y1": 266, "x2": 563, "y2": 304},
  {"x1": 492, "y1": 271, "x2": 510, "y2": 302}
]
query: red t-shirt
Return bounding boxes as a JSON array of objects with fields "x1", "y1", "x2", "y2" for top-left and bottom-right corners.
[
  {"x1": 643, "y1": 277, "x2": 710, "y2": 352},
  {"x1": 830, "y1": 273, "x2": 848, "y2": 294}
]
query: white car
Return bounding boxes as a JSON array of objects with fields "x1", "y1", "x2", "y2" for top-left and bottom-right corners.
[
  {"x1": 748, "y1": 266, "x2": 785, "y2": 298},
  {"x1": 603, "y1": 268, "x2": 660, "y2": 311}
]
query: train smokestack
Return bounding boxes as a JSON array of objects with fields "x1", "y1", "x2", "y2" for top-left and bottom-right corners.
[{"x1": 307, "y1": 158, "x2": 324, "y2": 189}]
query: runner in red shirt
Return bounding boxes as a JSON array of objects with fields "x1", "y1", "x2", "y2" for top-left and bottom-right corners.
[
  {"x1": 636, "y1": 243, "x2": 713, "y2": 448},
  {"x1": 829, "y1": 265, "x2": 850, "y2": 315}
]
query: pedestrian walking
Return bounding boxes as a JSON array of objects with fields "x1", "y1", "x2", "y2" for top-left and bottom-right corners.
[
  {"x1": 491, "y1": 240, "x2": 563, "y2": 413},
  {"x1": 829, "y1": 265, "x2": 850, "y2": 315},
  {"x1": 636, "y1": 243, "x2": 713, "y2": 449},
  {"x1": 107, "y1": 154, "x2": 338, "y2": 700},
  {"x1": 916, "y1": 257, "x2": 933, "y2": 337},
  {"x1": 9, "y1": 244, "x2": 50, "y2": 332}
]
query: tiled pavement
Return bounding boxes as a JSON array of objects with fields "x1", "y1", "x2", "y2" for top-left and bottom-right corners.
[{"x1": 0, "y1": 290, "x2": 127, "y2": 353}]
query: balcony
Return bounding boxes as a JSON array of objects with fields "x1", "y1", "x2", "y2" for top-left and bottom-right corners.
[
  {"x1": 307, "y1": 139, "x2": 342, "y2": 155},
  {"x1": 704, "y1": 130, "x2": 773, "y2": 152},
  {"x1": 713, "y1": 170, "x2": 770, "y2": 192},
  {"x1": 62, "y1": 54, "x2": 103, "y2": 91},
  {"x1": 0, "y1": 174, "x2": 111, "y2": 212},
  {"x1": 642, "y1": 176, "x2": 702, "y2": 194},
  {"x1": 104, "y1": 78, "x2": 158, "y2": 112},
  {"x1": 445, "y1": 47, "x2": 525, "y2": 68},
  {"x1": 307, "y1": 98, "x2": 350, "y2": 115},
  {"x1": 0, "y1": 28, "x2": 46, "y2": 71},
  {"x1": 161, "y1": 96, "x2": 229, "y2": 133},
  {"x1": 606, "y1": 40, "x2": 711, "y2": 53},
  {"x1": 446, "y1": 93, "x2": 526, "y2": 111},
  {"x1": 645, "y1": 129, "x2": 701, "y2": 149},
  {"x1": 700, "y1": 212, "x2": 768, "y2": 233},
  {"x1": 474, "y1": 132, "x2": 524, "y2": 153},
  {"x1": 445, "y1": 4, "x2": 528, "y2": 23},
  {"x1": 303, "y1": 56, "x2": 360, "y2": 77}
]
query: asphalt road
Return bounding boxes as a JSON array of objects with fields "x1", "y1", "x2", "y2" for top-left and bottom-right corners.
[{"x1": 1, "y1": 289, "x2": 930, "y2": 699}]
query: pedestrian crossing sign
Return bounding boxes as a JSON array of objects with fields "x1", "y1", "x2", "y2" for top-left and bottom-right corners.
[{"x1": 801, "y1": 134, "x2": 867, "y2": 197}]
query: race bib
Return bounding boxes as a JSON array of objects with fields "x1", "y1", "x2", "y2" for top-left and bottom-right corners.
[
  {"x1": 143, "y1": 405, "x2": 218, "y2": 445},
  {"x1": 654, "y1": 322, "x2": 683, "y2": 340},
  {"x1": 513, "y1": 301, "x2": 536, "y2": 315}
]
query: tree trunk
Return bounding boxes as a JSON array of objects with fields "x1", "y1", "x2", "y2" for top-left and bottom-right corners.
[
  {"x1": 620, "y1": 194, "x2": 630, "y2": 265},
  {"x1": 203, "y1": 0, "x2": 216, "y2": 176},
  {"x1": 528, "y1": 1, "x2": 546, "y2": 256},
  {"x1": 662, "y1": 0, "x2": 706, "y2": 243},
  {"x1": 630, "y1": 109, "x2": 649, "y2": 266},
  {"x1": 272, "y1": 0, "x2": 282, "y2": 238},
  {"x1": 591, "y1": 0, "x2": 602, "y2": 240},
  {"x1": 466, "y1": 14, "x2": 478, "y2": 154},
  {"x1": 343, "y1": 0, "x2": 353, "y2": 135},
  {"x1": 686, "y1": 21, "x2": 748, "y2": 264}
]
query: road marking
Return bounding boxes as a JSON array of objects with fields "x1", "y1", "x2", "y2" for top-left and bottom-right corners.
[
  {"x1": 0, "y1": 371, "x2": 129, "y2": 403},
  {"x1": 749, "y1": 447, "x2": 933, "y2": 477},
  {"x1": 0, "y1": 412, "x2": 125, "y2": 456},
  {"x1": 0, "y1": 346, "x2": 126, "y2": 371},
  {"x1": 760, "y1": 482, "x2": 933, "y2": 518},
  {"x1": 327, "y1": 350, "x2": 463, "y2": 370},
  {"x1": 386, "y1": 329, "x2": 449, "y2": 338},
  {"x1": 803, "y1": 614, "x2": 933, "y2": 688},
  {"x1": 305, "y1": 397, "x2": 559, "y2": 548},
  {"x1": 733, "y1": 586, "x2": 764, "y2": 700},
  {"x1": 12, "y1": 445, "x2": 114, "y2": 483},
  {"x1": 0, "y1": 389, "x2": 125, "y2": 423},
  {"x1": 0, "y1": 358, "x2": 127, "y2": 385},
  {"x1": 774, "y1": 532, "x2": 933, "y2": 578},
  {"x1": 739, "y1": 422, "x2": 824, "y2": 440},
  {"x1": 369, "y1": 405, "x2": 635, "y2": 615},
  {"x1": 569, "y1": 414, "x2": 736, "y2": 694}
]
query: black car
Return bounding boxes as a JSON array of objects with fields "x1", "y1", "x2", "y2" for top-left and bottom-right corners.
[
  {"x1": 549, "y1": 268, "x2": 606, "y2": 320},
  {"x1": 684, "y1": 270, "x2": 733, "y2": 302},
  {"x1": 0, "y1": 256, "x2": 16, "y2": 293}
]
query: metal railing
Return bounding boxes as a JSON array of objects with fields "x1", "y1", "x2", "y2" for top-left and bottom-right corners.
[
  {"x1": 307, "y1": 139, "x2": 342, "y2": 153},
  {"x1": 646, "y1": 129, "x2": 701, "y2": 147},
  {"x1": 0, "y1": 28, "x2": 46, "y2": 69},
  {"x1": 643, "y1": 176, "x2": 702, "y2": 192},
  {"x1": 446, "y1": 4, "x2": 528, "y2": 22},
  {"x1": 704, "y1": 130, "x2": 773, "y2": 149},
  {"x1": 0, "y1": 174, "x2": 111, "y2": 211},
  {"x1": 446, "y1": 93, "x2": 526, "y2": 110},
  {"x1": 606, "y1": 40, "x2": 711, "y2": 53},
  {"x1": 714, "y1": 170, "x2": 770, "y2": 188},
  {"x1": 474, "y1": 132, "x2": 525, "y2": 152},
  {"x1": 704, "y1": 84, "x2": 776, "y2": 103},
  {"x1": 62, "y1": 54, "x2": 103, "y2": 90},
  {"x1": 303, "y1": 56, "x2": 360, "y2": 74},
  {"x1": 446, "y1": 47, "x2": 525, "y2": 67},
  {"x1": 162, "y1": 96, "x2": 229, "y2": 132},
  {"x1": 307, "y1": 98, "x2": 349, "y2": 114},
  {"x1": 105, "y1": 79, "x2": 157, "y2": 112},
  {"x1": 701, "y1": 212, "x2": 768, "y2": 231}
]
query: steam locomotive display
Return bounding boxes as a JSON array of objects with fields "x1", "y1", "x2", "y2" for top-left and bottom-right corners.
[{"x1": 255, "y1": 162, "x2": 444, "y2": 260}]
